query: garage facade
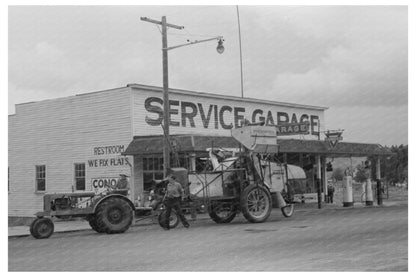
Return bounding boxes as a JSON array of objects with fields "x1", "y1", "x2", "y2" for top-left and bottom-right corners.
[{"x1": 8, "y1": 84, "x2": 327, "y2": 219}]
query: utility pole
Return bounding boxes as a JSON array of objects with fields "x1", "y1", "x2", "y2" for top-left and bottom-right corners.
[
  {"x1": 141, "y1": 16, "x2": 223, "y2": 176},
  {"x1": 141, "y1": 16, "x2": 184, "y2": 177}
]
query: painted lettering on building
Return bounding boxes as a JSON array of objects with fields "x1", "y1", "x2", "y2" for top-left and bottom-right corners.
[
  {"x1": 276, "y1": 122, "x2": 310, "y2": 136},
  {"x1": 91, "y1": 177, "x2": 127, "y2": 193},
  {"x1": 92, "y1": 178, "x2": 117, "y2": 189},
  {"x1": 89, "y1": 145, "x2": 129, "y2": 168},
  {"x1": 93, "y1": 145, "x2": 125, "y2": 155},
  {"x1": 88, "y1": 157, "x2": 129, "y2": 168},
  {"x1": 144, "y1": 97, "x2": 320, "y2": 136}
]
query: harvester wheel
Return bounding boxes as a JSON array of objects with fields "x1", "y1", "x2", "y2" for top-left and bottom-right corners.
[
  {"x1": 240, "y1": 184, "x2": 272, "y2": 223},
  {"x1": 95, "y1": 197, "x2": 133, "y2": 234},
  {"x1": 158, "y1": 210, "x2": 179, "y2": 229},
  {"x1": 281, "y1": 204, "x2": 294, "y2": 217},
  {"x1": 30, "y1": 217, "x2": 54, "y2": 239},
  {"x1": 208, "y1": 201, "x2": 237, "y2": 223}
]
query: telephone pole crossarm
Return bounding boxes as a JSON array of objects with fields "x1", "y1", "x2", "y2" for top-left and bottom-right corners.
[{"x1": 140, "y1": 17, "x2": 184, "y2": 30}]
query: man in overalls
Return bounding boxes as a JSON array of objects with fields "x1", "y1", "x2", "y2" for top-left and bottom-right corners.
[{"x1": 163, "y1": 175, "x2": 190, "y2": 230}]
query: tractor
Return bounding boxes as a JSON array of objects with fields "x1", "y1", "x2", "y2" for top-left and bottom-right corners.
[
  {"x1": 30, "y1": 189, "x2": 135, "y2": 239},
  {"x1": 30, "y1": 182, "x2": 182, "y2": 239}
]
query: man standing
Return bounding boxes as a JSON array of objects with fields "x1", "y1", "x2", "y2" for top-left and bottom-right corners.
[{"x1": 163, "y1": 174, "x2": 190, "y2": 230}]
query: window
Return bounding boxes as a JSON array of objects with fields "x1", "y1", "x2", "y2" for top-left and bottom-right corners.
[
  {"x1": 35, "y1": 165, "x2": 46, "y2": 192},
  {"x1": 142, "y1": 154, "x2": 192, "y2": 191},
  {"x1": 143, "y1": 156, "x2": 164, "y2": 192},
  {"x1": 75, "y1": 163, "x2": 86, "y2": 191}
]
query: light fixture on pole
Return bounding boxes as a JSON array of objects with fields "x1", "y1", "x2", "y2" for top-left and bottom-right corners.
[
  {"x1": 216, "y1": 38, "x2": 225, "y2": 54},
  {"x1": 165, "y1": 36, "x2": 225, "y2": 52},
  {"x1": 141, "y1": 16, "x2": 224, "y2": 177}
]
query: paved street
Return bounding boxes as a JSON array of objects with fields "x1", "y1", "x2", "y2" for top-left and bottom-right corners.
[{"x1": 9, "y1": 205, "x2": 407, "y2": 271}]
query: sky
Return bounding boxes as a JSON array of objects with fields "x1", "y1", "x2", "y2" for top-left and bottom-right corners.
[{"x1": 7, "y1": 5, "x2": 408, "y2": 146}]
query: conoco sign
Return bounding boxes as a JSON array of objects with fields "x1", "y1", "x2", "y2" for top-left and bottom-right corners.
[{"x1": 325, "y1": 130, "x2": 344, "y2": 148}]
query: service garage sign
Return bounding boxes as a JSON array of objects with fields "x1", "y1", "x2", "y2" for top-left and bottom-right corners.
[{"x1": 133, "y1": 90, "x2": 325, "y2": 139}]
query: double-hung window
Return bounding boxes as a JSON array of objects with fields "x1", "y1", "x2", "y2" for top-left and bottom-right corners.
[
  {"x1": 75, "y1": 163, "x2": 86, "y2": 191},
  {"x1": 35, "y1": 165, "x2": 46, "y2": 192},
  {"x1": 143, "y1": 156, "x2": 164, "y2": 192}
]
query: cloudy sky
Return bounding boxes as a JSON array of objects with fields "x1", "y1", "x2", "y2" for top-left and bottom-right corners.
[{"x1": 8, "y1": 5, "x2": 408, "y2": 146}]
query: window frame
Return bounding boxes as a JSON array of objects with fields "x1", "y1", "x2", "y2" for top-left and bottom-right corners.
[
  {"x1": 142, "y1": 155, "x2": 164, "y2": 192},
  {"x1": 35, "y1": 165, "x2": 46, "y2": 193},
  {"x1": 74, "y1": 163, "x2": 86, "y2": 191}
]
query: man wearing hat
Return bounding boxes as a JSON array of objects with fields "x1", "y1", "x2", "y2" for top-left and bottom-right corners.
[
  {"x1": 116, "y1": 174, "x2": 129, "y2": 190},
  {"x1": 163, "y1": 174, "x2": 190, "y2": 230}
]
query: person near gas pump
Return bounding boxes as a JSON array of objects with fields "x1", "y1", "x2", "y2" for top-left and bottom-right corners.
[
  {"x1": 162, "y1": 174, "x2": 190, "y2": 230},
  {"x1": 327, "y1": 183, "x2": 335, "y2": 203}
]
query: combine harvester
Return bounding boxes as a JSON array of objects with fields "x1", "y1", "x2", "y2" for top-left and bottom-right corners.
[{"x1": 188, "y1": 124, "x2": 306, "y2": 224}]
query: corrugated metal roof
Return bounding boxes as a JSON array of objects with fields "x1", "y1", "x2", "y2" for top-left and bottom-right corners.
[
  {"x1": 276, "y1": 139, "x2": 392, "y2": 156},
  {"x1": 123, "y1": 135, "x2": 240, "y2": 155},
  {"x1": 123, "y1": 135, "x2": 392, "y2": 157}
]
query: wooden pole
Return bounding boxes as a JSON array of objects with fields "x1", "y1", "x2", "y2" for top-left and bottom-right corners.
[
  {"x1": 161, "y1": 16, "x2": 170, "y2": 177},
  {"x1": 141, "y1": 16, "x2": 184, "y2": 177},
  {"x1": 317, "y1": 155, "x2": 322, "y2": 209}
]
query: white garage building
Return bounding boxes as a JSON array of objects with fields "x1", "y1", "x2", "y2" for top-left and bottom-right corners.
[{"x1": 9, "y1": 83, "x2": 329, "y2": 221}]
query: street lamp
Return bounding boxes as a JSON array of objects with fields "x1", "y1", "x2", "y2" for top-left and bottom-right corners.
[
  {"x1": 216, "y1": 38, "x2": 225, "y2": 54},
  {"x1": 141, "y1": 16, "x2": 224, "y2": 177}
]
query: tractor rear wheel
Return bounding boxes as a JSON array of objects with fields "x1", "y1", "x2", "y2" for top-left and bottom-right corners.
[
  {"x1": 240, "y1": 184, "x2": 272, "y2": 223},
  {"x1": 87, "y1": 215, "x2": 105, "y2": 233},
  {"x1": 30, "y1": 217, "x2": 54, "y2": 239},
  {"x1": 208, "y1": 201, "x2": 237, "y2": 223},
  {"x1": 95, "y1": 197, "x2": 133, "y2": 234}
]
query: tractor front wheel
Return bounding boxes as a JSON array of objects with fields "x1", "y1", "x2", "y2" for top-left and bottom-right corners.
[
  {"x1": 240, "y1": 184, "x2": 272, "y2": 223},
  {"x1": 281, "y1": 204, "x2": 295, "y2": 217},
  {"x1": 30, "y1": 217, "x2": 54, "y2": 239},
  {"x1": 95, "y1": 197, "x2": 133, "y2": 234}
]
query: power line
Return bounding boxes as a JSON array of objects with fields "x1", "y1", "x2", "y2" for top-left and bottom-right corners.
[{"x1": 237, "y1": 5, "x2": 244, "y2": 98}]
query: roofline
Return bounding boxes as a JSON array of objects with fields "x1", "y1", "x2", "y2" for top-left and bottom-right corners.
[
  {"x1": 14, "y1": 86, "x2": 131, "y2": 108},
  {"x1": 12, "y1": 83, "x2": 328, "y2": 112},
  {"x1": 127, "y1": 83, "x2": 329, "y2": 111},
  {"x1": 132, "y1": 134, "x2": 232, "y2": 140}
]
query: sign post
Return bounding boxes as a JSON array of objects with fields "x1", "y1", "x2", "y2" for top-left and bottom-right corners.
[{"x1": 324, "y1": 130, "x2": 344, "y2": 148}]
